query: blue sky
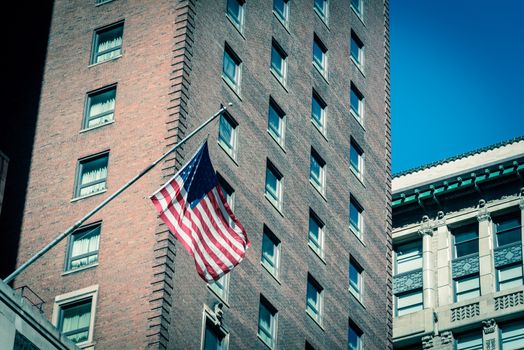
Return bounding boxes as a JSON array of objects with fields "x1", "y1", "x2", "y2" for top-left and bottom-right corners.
[{"x1": 390, "y1": 0, "x2": 524, "y2": 174}]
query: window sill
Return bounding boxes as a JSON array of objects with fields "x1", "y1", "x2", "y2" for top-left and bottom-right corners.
[
  {"x1": 88, "y1": 54, "x2": 122, "y2": 68},
  {"x1": 350, "y1": 5, "x2": 365, "y2": 26},
  {"x1": 350, "y1": 56, "x2": 366, "y2": 77},
  {"x1": 80, "y1": 121, "x2": 115, "y2": 134},
  {"x1": 257, "y1": 334, "x2": 275, "y2": 350},
  {"x1": 95, "y1": 0, "x2": 114, "y2": 6},
  {"x1": 273, "y1": 11, "x2": 290, "y2": 34},
  {"x1": 349, "y1": 109, "x2": 365, "y2": 130},
  {"x1": 207, "y1": 285, "x2": 230, "y2": 307},
  {"x1": 308, "y1": 243, "x2": 326, "y2": 264},
  {"x1": 71, "y1": 189, "x2": 107, "y2": 203},
  {"x1": 261, "y1": 262, "x2": 282, "y2": 285},
  {"x1": 306, "y1": 310, "x2": 325, "y2": 331},
  {"x1": 349, "y1": 289, "x2": 366, "y2": 309},
  {"x1": 313, "y1": 63, "x2": 329, "y2": 84},
  {"x1": 350, "y1": 167, "x2": 365, "y2": 187},
  {"x1": 313, "y1": 8, "x2": 329, "y2": 29},
  {"x1": 77, "y1": 340, "x2": 96, "y2": 350},
  {"x1": 218, "y1": 140, "x2": 239, "y2": 166},
  {"x1": 222, "y1": 75, "x2": 242, "y2": 101},
  {"x1": 226, "y1": 14, "x2": 245, "y2": 39},
  {"x1": 312, "y1": 121, "x2": 328, "y2": 142},
  {"x1": 310, "y1": 180, "x2": 327, "y2": 201},
  {"x1": 267, "y1": 129, "x2": 286, "y2": 153},
  {"x1": 62, "y1": 263, "x2": 98, "y2": 276},
  {"x1": 349, "y1": 226, "x2": 366, "y2": 247},
  {"x1": 270, "y1": 69, "x2": 288, "y2": 92},
  {"x1": 265, "y1": 193, "x2": 284, "y2": 217}
]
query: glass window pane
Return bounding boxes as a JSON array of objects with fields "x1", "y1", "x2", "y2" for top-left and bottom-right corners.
[
  {"x1": 395, "y1": 241, "x2": 422, "y2": 274},
  {"x1": 312, "y1": 95, "x2": 323, "y2": 127},
  {"x1": 350, "y1": 88, "x2": 360, "y2": 115},
  {"x1": 350, "y1": 145, "x2": 360, "y2": 172},
  {"x1": 87, "y1": 87, "x2": 116, "y2": 128},
  {"x1": 498, "y1": 229, "x2": 521, "y2": 246},
  {"x1": 268, "y1": 104, "x2": 282, "y2": 140},
  {"x1": 223, "y1": 51, "x2": 237, "y2": 84},
  {"x1": 204, "y1": 323, "x2": 225, "y2": 350},
  {"x1": 271, "y1": 46, "x2": 283, "y2": 76},
  {"x1": 61, "y1": 300, "x2": 91, "y2": 344},
  {"x1": 501, "y1": 321, "x2": 524, "y2": 349},
  {"x1": 309, "y1": 217, "x2": 320, "y2": 246},
  {"x1": 456, "y1": 333, "x2": 483, "y2": 350},
  {"x1": 218, "y1": 116, "x2": 233, "y2": 149},
  {"x1": 348, "y1": 325, "x2": 360, "y2": 350},
  {"x1": 273, "y1": 0, "x2": 286, "y2": 20},
  {"x1": 310, "y1": 155, "x2": 321, "y2": 184},
  {"x1": 314, "y1": 0, "x2": 326, "y2": 16},
  {"x1": 455, "y1": 240, "x2": 478, "y2": 257},
  {"x1": 351, "y1": 38, "x2": 360, "y2": 63},
  {"x1": 265, "y1": 168, "x2": 278, "y2": 200},
  {"x1": 351, "y1": 0, "x2": 361, "y2": 13},
  {"x1": 95, "y1": 25, "x2": 123, "y2": 63},
  {"x1": 227, "y1": 0, "x2": 242, "y2": 24},
  {"x1": 349, "y1": 202, "x2": 360, "y2": 231},
  {"x1": 313, "y1": 41, "x2": 324, "y2": 68}
]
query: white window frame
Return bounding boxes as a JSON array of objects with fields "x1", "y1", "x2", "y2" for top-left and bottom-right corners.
[
  {"x1": 497, "y1": 263, "x2": 524, "y2": 291},
  {"x1": 311, "y1": 90, "x2": 327, "y2": 134},
  {"x1": 217, "y1": 111, "x2": 239, "y2": 160},
  {"x1": 309, "y1": 149, "x2": 326, "y2": 195},
  {"x1": 267, "y1": 98, "x2": 286, "y2": 147},
  {"x1": 308, "y1": 210, "x2": 325, "y2": 258},
  {"x1": 394, "y1": 240, "x2": 423, "y2": 275},
  {"x1": 258, "y1": 296, "x2": 278, "y2": 349},
  {"x1": 273, "y1": 0, "x2": 289, "y2": 27},
  {"x1": 455, "y1": 331, "x2": 483, "y2": 350},
  {"x1": 222, "y1": 43, "x2": 242, "y2": 95},
  {"x1": 270, "y1": 39, "x2": 288, "y2": 86},
  {"x1": 350, "y1": 0, "x2": 364, "y2": 21},
  {"x1": 348, "y1": 320, "x2": 363, "y2": 350},
  {"x1": 265, "y1": 160, "x2": 283, "y2": 211},
  {"x1": 350, "y1": 31, "x2": 364, "y2": 71},
  {"x1": 395, "y1": 288, "x2": 423, "y2": 317},
  {"x1": 312, "y1": 34, "x2": 328, "y2": 78},
  {"x1": 454, "y1": 274, "x2": 480, "y2": 302},
  {"x1": 349, "y1": 258, "x2": 363, "y2": 302},
  {"x1": 306, "y1": 275, "x2": 324, "y2": 325},
  {"x1": 349, "y1": 139, "x2": 364, "y2": 180},
  {"x1": 313, "y1": 0, "x2": 329, "y2": 23},
  {"x1": 200, "y1": 304, "x2": 230, "y2": 350},
  {"x1": 52, "y1": 285, "x2": 98, "y2": 348},
  {"x1": 349, "y1": 196, "x2": 364, "y2": 238},
  {"x1": 225, "y1": 0, "x2": 245, "y2": 33},
  {"x1": 261, "y1": 226, "x2": 281, "y2": 278},
  {"x1": 500, "y1": 320, "x2": 524, "y2": 349},
  {"x1": 350, "y1": 83, "x2": 364, "y2": 124}
]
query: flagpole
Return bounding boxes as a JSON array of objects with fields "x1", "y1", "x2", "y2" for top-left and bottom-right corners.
[{"x1": 3, "y1": 103, "x2": 232, "y2": 284}]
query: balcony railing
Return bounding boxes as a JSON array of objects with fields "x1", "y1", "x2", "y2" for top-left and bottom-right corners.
[
  {"x1": 452, "y1": 253, "x2": 479, "y2": 279},
  {"x1": 14, "y1": 285, "x2": 45, "y2": 313},
  {"x1": 393, "y1": 268, "x2": 423, "y2": 295},
  {"x1": 494, "y1": 241, "x2": 522, "y2": 268}
]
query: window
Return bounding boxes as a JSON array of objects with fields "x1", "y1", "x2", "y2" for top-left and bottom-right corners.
[
  {"x1": 395, "y1": 289, "x2": 423, "y2": 316},
  {"x1": 455, "y1": 332, "x2": 483, "y2": 350},
  {"x1": 75, "y1": 152, "x2": 109, "y2": 198},
  {"x1": 83, "y1": 85, "x2": 116, "y2": 129},
  {"x1": 314, "y1": 0, "x2": 328, "y2": 22},
  {"x1": 500, "y1": 320, "x2": 524, "y2": 349},
  {"x1": 494, "y1": 212, "x2": 521, "y2": 247},
  {"x1": 265, "y1": 161, "x2": 283, "y2": 209},
  {"x1": 348, "y1": 320, "x2": 362, "y2": 350},
  {"x1": 497, "y1": 263, "x2": 524, "y2": 291},
  {"x1": 267, "y1": 98, "x2": 286, "y2": 146},
  {"x1": 91, "y1": 22, "x2": 123, "y2": 64},
  {"x1": 53, "y1": 285, "x2": 98, "y2": 346},
  {"x1": 351, "y1": 0, "x2": 363, "y2": 18},
  {"x1": 311, "y1": 90, "x2": 327, "y2": 133},
  {"x1": 218, "y1": 112, "x2": 238, "y2": 159},
  {"x1": 349, "y1": 258, "x2": 363, "y2": 301},
  {"x1": 454, "y1": 275, "x2": 480, "y2": 302},
  {"x1": 310, "y1": 149, "x2": 326, "y2": 194},
  {"x1": 306, "y1": 274, "x2": 323, "y2": 324},
  {"x1": 308, "y1": 210, "x2": 324, "y2": 257},
  {"x1": 394, "y1": 241, "x2": 423, "y2": 274},
  {"x1": 270, "y1": 40, "x2": 287, "y2": 84},
  {"x1": 273, "y1": 0, "x2": 289, "y2": 24},
  {"x1": 350, "y1": 31, "x2": 364, "y2": 69},
  {"x1": 349, "y1": 196, "x2": 363, "y2": 237},
  {"x1": 258, "y1": 296, "x2": 277, "y2": 348},
  {"x1": 261, "y1": 226, "x2": 280, "y2": 277},
  {"x1": 226, "y1": 0, "x2": 244, "y2": 31},
  {"x1": 203, "y1": 316, "x2": 228, "y2": 350},
  {"x1": 452, "y1": 223, "x2": 479, "y2": 258},
  {"x1": 217, "y1": 175, "x2": 235, "y2": 210},
  {"x1": 350, "y1": 83, "x2": 364, "y2": 122},
  {"x1": 65, "y1": 222, "x2": 101, "y2": 272},
  {"x1": 208, "y1": 274, "x2": 230, "y2": 302},
  {"x1": 350, "y1": 139, "x2": 364, "y2": 178},
  {"x1": 312, "y1": 35, "x2": 328, "y2": 76},
  {"x1": 223, "y1": 44, "x2": 242, "y2": 93}
]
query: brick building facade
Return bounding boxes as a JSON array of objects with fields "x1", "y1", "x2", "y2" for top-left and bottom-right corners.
[{"x1": 13, "y1": 1, "x2": 391, "y2": 349}]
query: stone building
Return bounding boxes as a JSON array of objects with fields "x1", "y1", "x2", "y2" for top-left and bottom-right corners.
[
  {"x1": 392, "y1": 137, "x2": 524, "y2": 350},
  {"x1": 9, "y1": 0, "x2": 392, "y2": 349}
]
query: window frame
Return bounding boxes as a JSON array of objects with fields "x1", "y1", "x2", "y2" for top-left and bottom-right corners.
[
  {"x1": 454, "y1": 274, "x2": 481, "y2": 302},
  {"x1": 261, "y1": 226, "x2": 281, "y2": 278},
  {"x1": 52, "y1": 285, "x2": 98, "y2": 347},
  {"x1": 349, "y1": 139, "x2": 364, "y2": 180},
  {"x1": 82, "y1": 84, "x2": 117, "y2": 130},
  {"x1": 349, "y1": 258, "x2": 363, "y2": 301},
  {"x1": 493, "y1": 212, "x2": 522, "y2": 248},
  {"x1": 350, "y1": 83, "x2": 364, "y2": 123},
  {"x1": 394, "y1": 240, "x2": 423, "y2": 275},
  {"x1": 395, "y1": 288, "x2": 423, "y2": 317},
  {"x1": 348, "y1": 319, "x2": 363, "y2": 350},
  {"x1": 90, "y1": 21, "x2": 124, "y2": 65},
  {"x1": 222, "y1": 43, "x2": 242, "y2": 94},
  {"x1": 308, "y1": 210, "x2": 325, "y2": 258},
  {"x1": 217, "y1": 111, "x2": 239, "y2": 160},
  {"x1": 311, "y1": 90, "x2": 327, "y2": 134},
  {"x1": 451, "y1": 223, "x2": 479, "y2": 258},
  {"x1": 350, "y1": 0, "x2": 364, "y2": 21},
  {"x1": 201, "y1": 305, "x2": 230, "y2": 350},
  {"x1": 455, "y1": 331, "x2": 483, "y2": 350},
  {"x1": 312, "y1": 34, "x2": 328, "y2": 78},
  {"x1": 74, "y1": 151, "x2": 109, "y2": 200},
  {"x1": 225, "y1": 0, "x2": 245, "y2": 33},
  {"x1": 313, "y1": 0, "x2": 329, "y2": 23},
  {"x1": 64, "y1": 221, "x2": 101, "y2": 273},
  {"x1": 350, "y1": 31, "x2": 364, "y2": 70},
  {"x1": 258, "y1": 295, "x2": 278, "y2": 349},
  {"x1": 306, "y1": 274, "x2": 324, "y2": 325},
  {"x1": 497, "y1": 262, "x2": 524, "y2": 291},
  {"x1": 267, "y1": 98, "x2": 286, "y2": 147},
  {"x1": 500, "y1": 320, "x2": 524, "y2": 349},
  {"x1": 270, "y1": 39, "x2": 288, "y2": 86},
  {"x1": 349, "y1": 196, "x2": 364, "y2": 238},
  {"x1": 265, "y1": 160, "x2": 284, "y2": 211},
  {"x1": 273, "y1": 0, "x2": 289, "y2": 26},
  {"x1": 309, "y1": 148, "x2": 326, "y2": 195}
]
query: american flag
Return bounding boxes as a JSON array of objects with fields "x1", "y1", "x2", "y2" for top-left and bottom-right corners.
[{"x1": 150, "y1": 141, "x2": 250, "y2": 282}]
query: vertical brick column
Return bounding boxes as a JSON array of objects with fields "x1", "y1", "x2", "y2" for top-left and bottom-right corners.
[
  {"x1": 482, "y1": 319, "x2": 499, "y2": 350},
  {"x1": 519, "y1": 188, "x2": 524, "y2": 275},
  {"x1": 478, "y1": 199, "x2": 494, "y2": 296},
  {"x1": 436, "y1": 216, "x2": 452, "y2": 307},
  {"x1": 420, "y1": 216, "x2": 436, "y2": 310}
]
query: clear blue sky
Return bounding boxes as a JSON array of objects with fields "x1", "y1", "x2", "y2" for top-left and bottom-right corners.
[{"x1": 390, "y1": 0, "x2": 524, "y2": 174}]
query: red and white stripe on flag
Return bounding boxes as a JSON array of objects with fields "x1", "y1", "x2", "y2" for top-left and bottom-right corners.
[{"x1": 150, "y1": 143, "x2": 249, "y2": 282}]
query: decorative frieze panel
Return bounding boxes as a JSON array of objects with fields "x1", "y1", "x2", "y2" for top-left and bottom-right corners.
[
  {"x1": 451, "y1": 302, "x2": 480, "y2": 322},
  {"x1": 452, "y1": 254, "x2": 480, "y2": 279},
  {"x1": 494, "y1": 290, "x2": 524, "y2": 311},
  {"x1": 494, "y1": 242, "x2": 522, "y2": 268},
  {"x1": 393, "y1": 268, "x2": 423, "y2": 294}
]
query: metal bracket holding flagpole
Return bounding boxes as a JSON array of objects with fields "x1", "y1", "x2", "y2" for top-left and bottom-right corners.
[{"x1": 3, "y1": 103, "x2": 232, "y2": 284}]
